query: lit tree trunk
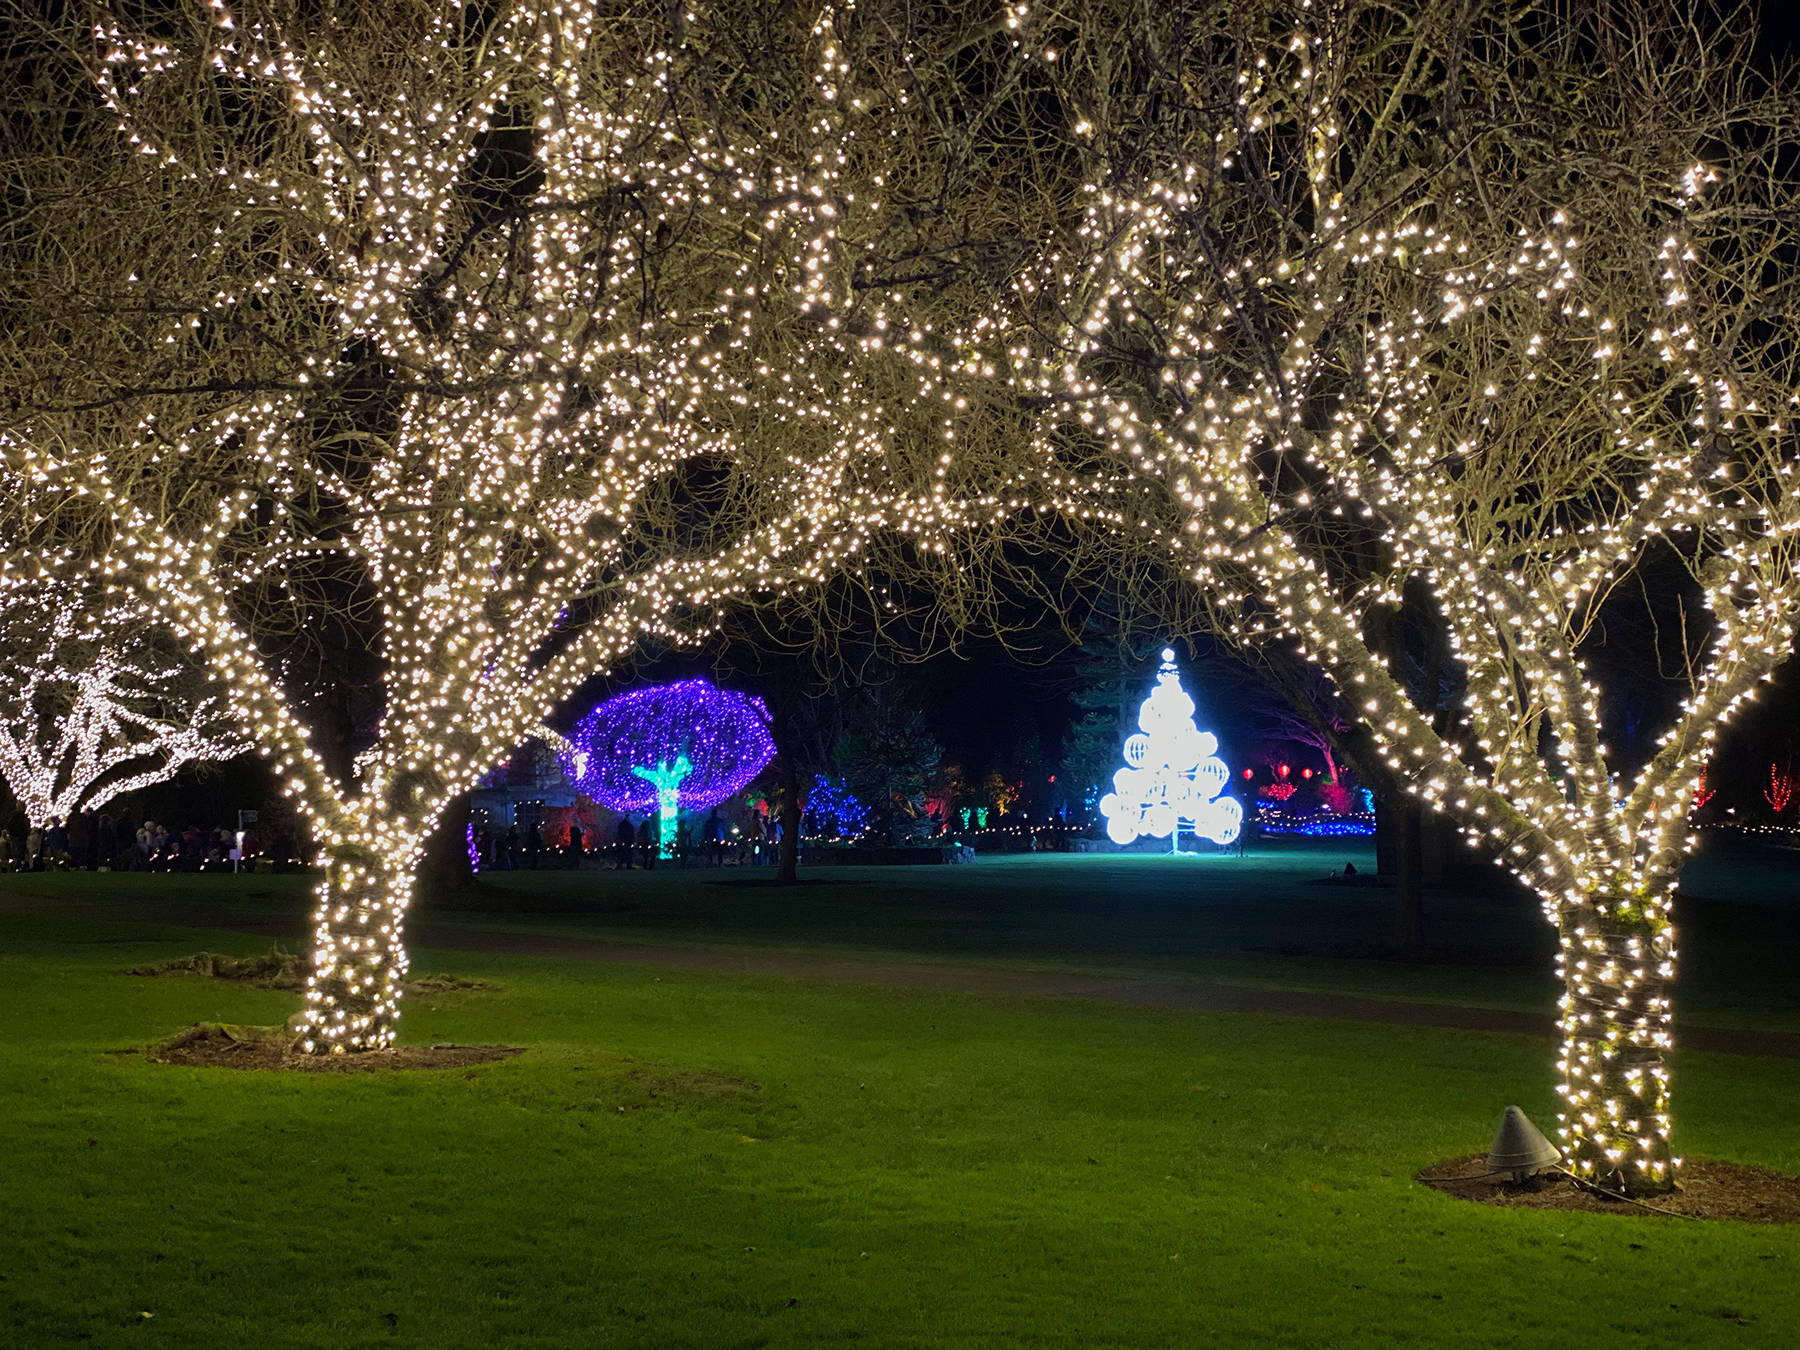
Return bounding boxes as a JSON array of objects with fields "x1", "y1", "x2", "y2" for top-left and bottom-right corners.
[
  {"x1": 1554, "y1": 887, "x2": 1677, "y2": 1194},
  {"x1": 296, "y1": 848, "x2": 417, "y2": 1055}
]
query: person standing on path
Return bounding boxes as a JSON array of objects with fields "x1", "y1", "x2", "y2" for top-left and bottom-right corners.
[
  {"x1": 704, "y1": 808, "x2": 725, "y2": 867},
  {"x1": 44, "y1": 816, "x2": 70, "y2": 865}
]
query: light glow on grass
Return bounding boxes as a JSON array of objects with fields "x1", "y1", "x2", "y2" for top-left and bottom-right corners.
[{"x1": 2, "y1": 882, "x2": 1798, "y2": 1347}]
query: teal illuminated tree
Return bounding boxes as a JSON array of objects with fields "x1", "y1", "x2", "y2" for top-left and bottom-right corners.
[{"x1": 631, "y1": 753, "x2": 693, "y2": 859}]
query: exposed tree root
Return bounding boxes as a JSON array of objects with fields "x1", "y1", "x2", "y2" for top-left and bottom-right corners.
[{"x1": 146, "y1": 1021, "x2": 522, "y2": 1072}]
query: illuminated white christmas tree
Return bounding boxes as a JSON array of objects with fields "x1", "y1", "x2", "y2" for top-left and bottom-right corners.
[{"x1": 1099, "y1": 649, "x2": 1241, "y2": 851}]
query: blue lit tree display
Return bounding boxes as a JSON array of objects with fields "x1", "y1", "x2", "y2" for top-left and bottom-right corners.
[
  {"x1": 561, "y1": 679, "x2": 774, "y2": 856},
  {"x1": 807, "y1": 774, "x2": 870, "y2": 838},
  {"x1": 1099, "y1": 649, "x2": 1241, "y2": 851}
]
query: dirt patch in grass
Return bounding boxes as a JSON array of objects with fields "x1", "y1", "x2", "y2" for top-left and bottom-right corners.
[
  {"x1": 126, "y1": 946, "x2": 498, "y2": 998},
  {"x1": 1420, "y1": 1153, "x2": 1800, "y2": 1222},
  {"x1": 405, "y1": 973, "x2": 500, "y2": 995},
  {"x1": 629, "y1": 1068, "x2": 759, "y2": 1098},
  {"x1": 145, "y1": 1022, "x2": 522, "y2": 1073}
]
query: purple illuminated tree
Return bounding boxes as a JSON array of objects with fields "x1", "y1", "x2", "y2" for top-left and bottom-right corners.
[{"x1": 560, "y1": 679, "x2": 775, "y2": 857}]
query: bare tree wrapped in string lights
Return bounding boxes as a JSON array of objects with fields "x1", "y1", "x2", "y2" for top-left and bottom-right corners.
[
  {"x1": 5, "y1": 0, "x2": 1136, "y2": 1052},
  {"x1": 560, "y1": 679, "x2": 775, "y2": 855},
  {"x1": 0, "y1": 561, "x2": 244, "y2": 829},
  {"x1": 988, "y1": 0, "x2": 1800, "y2": 1193}
]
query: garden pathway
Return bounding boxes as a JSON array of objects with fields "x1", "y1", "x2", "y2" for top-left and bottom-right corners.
[
  {"x1": 12, "y1": 887, "x2": 1797, "y2": 1057},
  {"x1": 397, "y1": 920, "x2": 1800, "y2": 1059}
]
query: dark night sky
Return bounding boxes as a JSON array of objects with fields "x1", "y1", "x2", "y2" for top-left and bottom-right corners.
[{"x1": 1765, "y1": 0, "x2": 1800, "y2": 61}]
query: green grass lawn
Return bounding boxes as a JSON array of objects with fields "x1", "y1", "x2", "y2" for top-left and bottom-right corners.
[
  {"x1": 10, "y1": 835, "x2": 1797, "y2": 1028},
  {"x1": 2, "y1": 854, "x2": 1798, "y2": 1347}
]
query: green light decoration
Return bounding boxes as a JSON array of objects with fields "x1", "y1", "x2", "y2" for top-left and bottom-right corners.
[
  {"x1": 631, "y1": 754, "x2": 692, "y2": 858},
  {"x1": 975, "y1": 807, "x2": 989, "y2": 828}
]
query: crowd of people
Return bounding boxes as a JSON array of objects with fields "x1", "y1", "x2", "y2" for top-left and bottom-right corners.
[
  {"x1": 472, "y1": 806, "x2": 789, "y2": 871},
  {"x1": 4, "y1": 802, "x2": 853, "y2": 875},
  {"x1": 0, "y1": 813, "x2": 297, "y2": 873}
]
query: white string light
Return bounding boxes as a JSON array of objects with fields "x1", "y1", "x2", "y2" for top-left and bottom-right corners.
[
  {"x1": 0, "y1": 562, "x2": 245, "y2": 828},
  {"x1": 5, "y1": 0, "x2": 1124, "y2": 1053},
  {"x1": 994, "y1": 18, "x2": 1797, "y2": 1195},
  {"x1": 10, "y1": 10, "x2": 1787, "y2": 1204}
]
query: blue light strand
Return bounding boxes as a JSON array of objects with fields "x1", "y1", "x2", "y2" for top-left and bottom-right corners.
[{"x1": 808, "y1": 774, "x2": 870, "y2": 836}]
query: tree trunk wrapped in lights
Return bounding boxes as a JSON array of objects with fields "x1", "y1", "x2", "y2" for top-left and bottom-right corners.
[
  {"x1": 0, "y1": 562, "x2": 246, "y2": 829},
  {"x1": 4, "y1": 0, "x2": 1131, "y2": 1051},
  {"x1": 982, "y1": 0, "x2": 1800, "y2": 1194},
  {"x1": 307, "y1": 856, "x2": 415, "y2": 1054}
]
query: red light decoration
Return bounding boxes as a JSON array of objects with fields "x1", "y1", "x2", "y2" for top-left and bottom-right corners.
[
  {"x1": 1693, "y1": 767, "x2": 1716, "y2": 810},
  {"x1": 1766, "y1": 764, "x2": 1795, "y2": 816}
]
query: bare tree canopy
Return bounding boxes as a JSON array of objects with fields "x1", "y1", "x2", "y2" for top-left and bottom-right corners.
[
  {"x1": 957, "y1": 0, "x2": 1800, "y2": 1194},
  {"x1": 0, "y1": 0, "x2": 1154, "y2": 1052}
]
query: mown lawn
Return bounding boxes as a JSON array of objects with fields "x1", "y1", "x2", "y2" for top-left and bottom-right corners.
[
  {"x1": 2, "y1": 862, "x2": 1798, "y2": 1348},
  {"x1": 8, "y1": 835, "x2": 1798, "y2": 1028}
]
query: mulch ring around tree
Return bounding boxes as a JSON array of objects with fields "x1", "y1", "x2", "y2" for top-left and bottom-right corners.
[
  {"x1": 144, "y1": 1022, "x2": 524, "y2": 1073},
  {"x1": 125, "y1": 946, "x2": 499, "y2": 999},
  {"x1": 1420, "y1": 1154, "x2": 1800, "y2": 1223}
]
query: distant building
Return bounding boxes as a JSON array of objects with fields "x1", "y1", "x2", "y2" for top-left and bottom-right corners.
[{"x1": 470, "y1": 739, "x2": 592, "y2": 843}]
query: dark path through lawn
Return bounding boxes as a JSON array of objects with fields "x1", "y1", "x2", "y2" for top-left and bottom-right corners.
[{"x1": 7, "y1": 836, "x2": 1798, "y2": 1049}]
